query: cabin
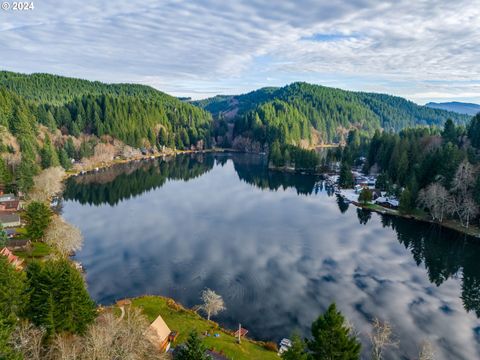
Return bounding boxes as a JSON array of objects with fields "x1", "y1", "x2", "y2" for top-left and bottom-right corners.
[
  {"x1": 0, "y1": 212, "x2": 21, "y2": 228},
  {"x1": 0, "y1": 247, "x2": 24, "y2": 270},
  {"x1": 146, "y1": 314, "x2": 172, "y2": 352}
]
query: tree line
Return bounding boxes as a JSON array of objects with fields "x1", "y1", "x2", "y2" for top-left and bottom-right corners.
[{"x1": 361, "y1": 114, "x2": 480, "y2": 228}]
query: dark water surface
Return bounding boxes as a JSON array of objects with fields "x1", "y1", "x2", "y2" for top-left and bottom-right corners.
[{"x1": 62, "y1": 153, "x2": 480, "y2": 359}]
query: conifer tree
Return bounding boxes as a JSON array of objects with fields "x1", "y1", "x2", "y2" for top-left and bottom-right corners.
[
  {"x1": 281, "y1": 333, "x2": 309, "y2": 360},
  {"x1": 307, "y1": 303, "x2": 361, "y2": 360},
  {"x1": 24, "y1": 259, "x2": 96, "y2": 337},
  {"x1": 24, "y1": 201, "x2": 53, "y2": 241},
  {"x1": 339, "y1": 162, "x2": 354, "y2": 188},
  {"x1": 175, "y1": 331, "x2": 211, "y2": 360}
]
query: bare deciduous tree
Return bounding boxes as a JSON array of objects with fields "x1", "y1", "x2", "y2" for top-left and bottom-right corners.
[
  {"x1": 200, "y1": 288, "x2": 226, "y2": 321},
  {"x1": 9, "y1": 321, "x2": 46, "y2": 360},
  {"x1": 448, "y1": 161, "x2": 479, "y2": 228},
  {"x1": 82, "y1": 308, "x2": 163, "y2": 360},
  {"x1": 418, "y1": 340, "x2": 435, "y2": 360},
  {"x1": 45, "y1": 216, "x2": 83, "y2": 257},
  {"x1": 49, "y1": 334, "x2": 82, "y2": 360},
  {"x1": 30, "y1": 166, "x2": 66, "y2": 202},
  {"x1": 417, "y1": 183, "x2": 450, "y2": 222},
  {"x1": 92, "y1": 143, "x2": 116, "y2": 164},
  {"x1": 370, "y1": 318, "x2": 398, "y2": 360}
]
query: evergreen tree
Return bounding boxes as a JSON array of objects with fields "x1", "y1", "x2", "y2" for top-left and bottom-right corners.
[
  {"x1": 0, "y1": 158, "x2": 12, "y2": 185},
  {"x1": 468, "y1": 113, "x2": 480, "y2": 149},
  {"x1": 270, "y1": 140, "x2": 283, "y2": 167},
  {"x1": 442, "y1": 119, "x2": 457, "y2": 144},
  {"x1": 175, "y1": 331, "x2": 211, "y2": 360},
  {"x1": 375, "y1": 172, "x2": 390, "y2": 192},
  {"x1": 64, "y1": 137, "x2": 76, "y2": 159},
  {"x1": 281, "y1": 333, "x2": 309, "y2": 360},
  {"x1": 358, "y1": 188, "x2": 372, "y2": 204},
  {"x1": 307, "y1": 303, "x2": 361, "y2": 360},
  {"x1": 0, "y1": 224, "x2": 7, "y2": 248},
  {"x1": 24, "y1": 259, "x2": 96, "y2": 337},
  {"x1": 40, "y1": 135, "x2": 59, "y2": 169},
  {"x1": 58, "y1": 148, "x2": 72, "y2": 170},
  {"x1": 0, "y1": 256, "x2": 26, "y2": 360},
  {"x1": 17, "y1": 157, "x2": 38, "y2": 193},
  {"x1": 399, "y1": 188, "x2": 413, "y2": 214},
  {"x1": 339, "y1": 162, "x2": 354, "y2": 188},
  {"x1": 24, "y1": 201, "x2": 53, "y2": 241}
]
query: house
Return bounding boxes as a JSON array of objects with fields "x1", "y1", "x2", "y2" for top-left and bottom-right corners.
[
  {"x1": 0, "y1": 194, "x2": 20, "y2": 212},
  {"x1": 0, "y1": 212, "x2": 21, "y2": 228},
  {"x1": 374, "y1": 197, "x2": 399, "y2": 209},
  {"x1": 0, "y1": 247, "x2": 24, "y2": 270},
  {"x1": 147, "y1": 314, "x2": 172, "y2": 352}
]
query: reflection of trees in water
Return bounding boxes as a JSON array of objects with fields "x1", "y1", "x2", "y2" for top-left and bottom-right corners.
[
  {"x1": 336, "y1": 196, "x2": 349, "y2": 214},
  {"x1": 231, "y1": 153, "x2": 320, "y2": 196},
  {"x1": 63, "y1": 154, "x2": 214, "y2": 206},
  {"x1": 382, "y1": 215, "x2": 480, "y2": 317},
  {"x1": 356, "y1": 208, "x2": 372, "y2": 225}
]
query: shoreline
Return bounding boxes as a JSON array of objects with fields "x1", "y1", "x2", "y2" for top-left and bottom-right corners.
[
  {"x1": 352, "y1": 200, "x2": 480, "y2": 238},
  {"x1": 65, "y1": 151, "x2": 480, "y2": 239}
]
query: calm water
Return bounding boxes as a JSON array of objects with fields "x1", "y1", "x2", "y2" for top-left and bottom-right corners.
[{"x1": 62, "y1": 153, "x2": 480, "y2": 359}]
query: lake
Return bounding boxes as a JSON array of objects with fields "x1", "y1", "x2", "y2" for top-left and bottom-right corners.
[{"x1": 62, "y1": 153, "x2": 480, "y2": 359}]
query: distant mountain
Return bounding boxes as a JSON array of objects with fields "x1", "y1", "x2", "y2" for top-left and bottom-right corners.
[
  {"x1": 425, "y1": 101, "x2": 480, "y2": 116},
  {"x1": 194, "y1": 82, "x2": 471, "y2": 145}
]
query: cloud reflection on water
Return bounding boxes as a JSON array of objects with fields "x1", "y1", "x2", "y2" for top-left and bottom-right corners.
[{"x1": 63, "y1": 154, "x2": 480, "y2": 360}]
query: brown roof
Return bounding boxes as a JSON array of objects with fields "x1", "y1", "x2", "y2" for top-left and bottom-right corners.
[
  {"x1": 0, "y1": 200, "x2": 20, "y2": 210},
  {"x1": 146, "y1": 314, "x2": 171, "y2": 349}
]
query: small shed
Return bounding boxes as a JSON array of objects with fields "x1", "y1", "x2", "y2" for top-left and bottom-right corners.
[
  {"x1": 147, "y1": 314, "x2": 172, "y2": 352},
  {"x1": 7, "y1": 239, "x2": 30, "y2": 251}
]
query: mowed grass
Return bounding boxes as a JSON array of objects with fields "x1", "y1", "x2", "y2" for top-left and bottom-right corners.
[
  {"x1": 14, "y1": 241, "x2": 54, "y2": 260},
  {"x1": 132, "y1": 296, "x2": 279, "y2": 360}
]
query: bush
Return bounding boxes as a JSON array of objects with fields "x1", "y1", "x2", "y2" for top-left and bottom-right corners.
[{"x1": 263, "y1": 341, "x2": 278, "y2": 352}]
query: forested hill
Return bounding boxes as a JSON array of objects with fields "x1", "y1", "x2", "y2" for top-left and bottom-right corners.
[
  {"x1": 0, "y1": 71, "x2": 213, "y2": 148},
  {"x1": 0, "y1": 71, "x2": 163, "y2": 104},
  {"x1": 0, "y1": 71, "x2": 213, "y2": 192},
  {"x1": 194, "y1": 82, "x2": 470, "y2": 145}
]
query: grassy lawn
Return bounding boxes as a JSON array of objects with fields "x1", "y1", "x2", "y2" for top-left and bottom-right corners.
[
  {"x1": 132, "y1": 296, "x2": 278, "y2": 360},
  {"x1": 14, "y1": 241, "x2": 54, "y2": 260}
]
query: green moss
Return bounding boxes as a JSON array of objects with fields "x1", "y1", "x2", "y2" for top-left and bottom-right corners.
[{"x1": 132, "y1": 296, "x2": 278, "y2": 360}]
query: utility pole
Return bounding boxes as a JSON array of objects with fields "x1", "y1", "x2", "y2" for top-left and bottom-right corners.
[{"x1": 238, "y1": 323, "x2": 241, "y2": 344}]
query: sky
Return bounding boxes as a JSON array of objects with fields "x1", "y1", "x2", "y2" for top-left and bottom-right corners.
[{"x1": 0, "y1": 0, "x2": 479, "y2": 103}]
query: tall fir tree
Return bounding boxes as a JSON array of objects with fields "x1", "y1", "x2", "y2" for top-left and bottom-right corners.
[
  {"x1": 24, "y1": 259, "x2": 96, "y2": 337},
  {"x1": 175, "y1": 331, "x2": 210, "y2": 360},
  {"x1": 307, "y1": 303, "x2": 361, "y2": 360}
]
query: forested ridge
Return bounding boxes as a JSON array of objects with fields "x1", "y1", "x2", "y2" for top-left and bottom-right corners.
[
  {"x1": 0, "y1": 71, "x2": 213, "y2": 192},
  {"x1": 0, "y1": 71, "x2": 213, "y2": 148},
  {"x1": 195, "y1": 82, "x2": 470, "y2": 145}
]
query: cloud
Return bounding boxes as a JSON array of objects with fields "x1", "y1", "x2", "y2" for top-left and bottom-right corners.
[{"x1": 0, "y1": 0, "x2": 479, "y2": 101}]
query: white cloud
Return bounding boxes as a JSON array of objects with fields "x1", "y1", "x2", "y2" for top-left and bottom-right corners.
[{"x1": 0, "y1": 0, "x2": 479, "y2": 101}]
